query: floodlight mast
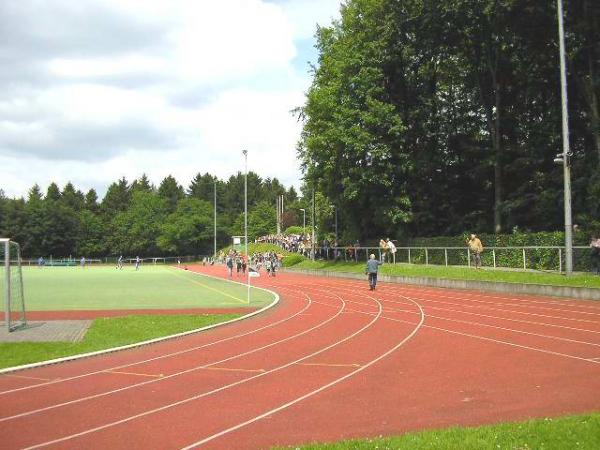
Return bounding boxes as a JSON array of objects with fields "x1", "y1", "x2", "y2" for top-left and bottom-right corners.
[
  {"x1": 243, "y1": 149, "x2": 250, "y2": 303},
  {"x1": 556, "y1": 0, "x2": 573, "y2": 275}
]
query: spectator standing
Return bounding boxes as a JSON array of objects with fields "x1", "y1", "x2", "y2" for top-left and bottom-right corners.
[
  {"x1": 379, "y1": 239, "x2": 388, "y2": 262},
  {"x1": 117, "y1": 255, "x2": 124, "y2": 270},
  {"x1": 38, "y1": 256, "x2": 45, "y2": 268},
  {"x1": 80, "y1": 256, "x2": 86, "y2": 269},
  {"x1": 135, "y1": 256, "x2": 141, "y2": 271},
  {"x1": 386, "y1": 238, "x2": 397, "y2": 264},
  {"x1": 590, "y1": 234, "x2": 600, "y2": 275},
  {"x1": 365, "y1": 254, "x2": 383, "y2": 291},
  {"x1": 466, "y1": 234, "x2": 483, "y2": 269},
  {"x1": 226, "y1": 255, "x2": 234, "y2": 278}
]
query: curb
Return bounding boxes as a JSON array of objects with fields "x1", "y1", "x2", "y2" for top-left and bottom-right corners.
[
  {"x1": 0, "y1": 270, "x2": 279, "y2": 374},
  {"x1": 282, "y1": 268, "x2": 600, "y2": 301}
]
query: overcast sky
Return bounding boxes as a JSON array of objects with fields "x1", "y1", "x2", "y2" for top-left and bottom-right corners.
[{"x1": 0, "y1": 0, "x2": 341, "y2": 199}]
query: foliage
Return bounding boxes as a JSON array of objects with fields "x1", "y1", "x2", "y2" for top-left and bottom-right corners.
[
  {"x1": 0, "y1": 172, "x2": 298, "y2": 257},
  {"x1": 298, "y1": 0, "x2": 600, "y2": 240}
]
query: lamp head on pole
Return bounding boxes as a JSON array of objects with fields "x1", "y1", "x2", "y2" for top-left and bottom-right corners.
[{"x1": 242, "y1": 149, "x2": 248, "y2": 157}]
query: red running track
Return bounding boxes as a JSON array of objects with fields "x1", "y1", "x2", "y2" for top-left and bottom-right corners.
[{"x1": 0, "y1": 265, "x2": 599, "y2": 449}]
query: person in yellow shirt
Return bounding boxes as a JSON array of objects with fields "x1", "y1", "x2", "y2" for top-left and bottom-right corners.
[{"x1": 466, "y1": 234, "x2": 483, "y2": 269}]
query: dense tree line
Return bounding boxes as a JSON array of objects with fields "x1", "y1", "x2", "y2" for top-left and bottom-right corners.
[
  {"x1": 0, "y1": 174, "x2": 299, "y2": 258},
  {"x1": 298, "y1": 0, "x2": 599, "y2": 242}
]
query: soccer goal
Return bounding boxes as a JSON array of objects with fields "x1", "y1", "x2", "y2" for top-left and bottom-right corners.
[{"x1": 1, "y1": 239, "x2": 27, "y2": 332}]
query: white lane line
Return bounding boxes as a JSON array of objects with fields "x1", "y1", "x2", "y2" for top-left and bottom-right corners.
[
  {"x1": 1, "y1": 291, "x2": 344, "y2": 423},
  {"x1": 23, "y1": 291, "x2": 381, "y2": 449},
  {"x1": 344, "y1": 306, "x2": 600, "y2": 364},
  {"x1": 379, "y1": 295, "x2": 600, "y2": 335},
  {"x1": 316, "y1": 283, "x2": 600, "y2": 347},
  {"x1": 179, "y1": 294, "x2": 425, "y2": 449},
  {"x1": 0, "y1": 270, "x2": 282, "y2": 378},
  {"x1": 301, "y1": 273, "x2": 600, "y2": 313},
  {"x1": 306, "y1": 281, "x2": 600, "y2": 337},
  {"x1": 378, "y1": 305, "x2": 600, "y2": 348},
  {"x1": 0, "y1": 291, "x2": 306, "y2": 397}
]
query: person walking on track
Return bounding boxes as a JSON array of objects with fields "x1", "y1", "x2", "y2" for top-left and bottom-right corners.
[{"x1": 365, "y1": 253, "x2": 383, "y2": 291}]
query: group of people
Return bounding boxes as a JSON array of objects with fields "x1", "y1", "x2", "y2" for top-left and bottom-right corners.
[
  {"x1": 250, "y1": 251, "x2": 282, "y2": 277},
  {"x1": 378, "y1": 238, "x2": 397, "y2": 263},
  {"x1": 224, "y1": 250, "x2": 247, "y2": 278}
]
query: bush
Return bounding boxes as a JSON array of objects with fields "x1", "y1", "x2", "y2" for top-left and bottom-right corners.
[
  {"x1": 401, "y1": 231, "x2": 593, "y2": 271},
  {"x1": 284, "y1": 226, "x2": 304, "y2": 235},
  {"x1": 281, "y1": 253, "x2": 305, "y2": 267}
]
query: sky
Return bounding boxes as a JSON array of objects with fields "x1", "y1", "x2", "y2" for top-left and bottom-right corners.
[{"x1": 0, "y1": 0, "x2": 342, "y2": 199}]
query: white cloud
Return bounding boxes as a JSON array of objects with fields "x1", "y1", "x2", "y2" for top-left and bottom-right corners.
[{"x1": 0, "y1": 0, "x2": 341, "y2": 198}]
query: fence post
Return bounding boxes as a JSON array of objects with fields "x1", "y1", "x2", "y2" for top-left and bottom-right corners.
[
  {"x1": 467, "y1": 248, "x2": 471, "y2": 267},
  {"x1": 444, "y1": 248, "x2": 448, "y2": 266},
  {"x1": 522, "y1": 248, "x2": 527, "y2": 270},
  {"x1": 559, "y1": 248, "x2": 563, "y2": 273},
  {"x1": 425, "y1": 248, "x2": 429, "y2": 265},
  {"x1": 492, "y1": 249, "x2": 496, "y2": 268},
  {"x1": 408, "y1": 248, "x2": 411, "y2": 264}
]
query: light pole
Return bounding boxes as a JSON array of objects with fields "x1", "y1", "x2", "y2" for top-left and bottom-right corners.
[
  {"x1": 243, "y1": 149, "x2": 250, "y2": 302},
  {"x1": 556, "y1": 0, "x2": 573, "y2": 275},
  {"x1": 299, "y1": 208, "x2": 306, "y2": 236},
  {"x1": 213, "y1": 179, "x2": 217, "y2": 261}
]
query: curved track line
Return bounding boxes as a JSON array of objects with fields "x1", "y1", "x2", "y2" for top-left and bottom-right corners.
[
  {"x1": 1, "y1": 290, "x2": 344, "y2": 422},
  {"x1": 0, "y1": 270, "x2": 280, "y2": 377},
  {"x1": 180, "y1": 294, "x2": 426, "y2": 449},
  {"x1": 0, "y1": 291, "x2": 305, "y2": 396},
  {"x1": 23, "y1": 292, "x2": 383, "y2": 449}
]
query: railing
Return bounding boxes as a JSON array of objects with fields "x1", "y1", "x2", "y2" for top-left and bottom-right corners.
[
  {"x1": 19, "y1": 255, "x2": 202, "y2": 267},
  {"x1": 309, "y1": 246, "x2": 594, "y2": 273}
]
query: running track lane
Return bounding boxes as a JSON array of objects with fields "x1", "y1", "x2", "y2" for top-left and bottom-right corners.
[{"x1": 0, "y1": 266, "x2": 598, "y2": 449}]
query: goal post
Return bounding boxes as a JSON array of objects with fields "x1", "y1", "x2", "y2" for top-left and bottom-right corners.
[{"x1": 1, "y1": 238, "x2": 27, "y2": 332}]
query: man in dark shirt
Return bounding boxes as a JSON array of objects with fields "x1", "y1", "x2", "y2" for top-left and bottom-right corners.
[{"x1": 365, "y1": 253, "x2": 383, "y2": 291}]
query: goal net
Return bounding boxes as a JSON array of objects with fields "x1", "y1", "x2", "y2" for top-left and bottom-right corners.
[{"x1": 1, "y1": 239, "x2": 27, "y2": 332}]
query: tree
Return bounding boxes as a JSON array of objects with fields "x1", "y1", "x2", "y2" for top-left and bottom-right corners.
[
  {"x1": 107, "y1": 191, "x2": 167, "y2": 256},
  {"x1": 158, "y1": 175, "x2": 184, "y2": 213},
  {"x1": 157, "y1": 198, "x2": 213, "y2": 254}
]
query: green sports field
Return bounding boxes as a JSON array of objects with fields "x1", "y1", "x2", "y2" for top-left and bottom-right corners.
[{"x1": 22, "y1": 266, "x2": 274, "y2": 311}]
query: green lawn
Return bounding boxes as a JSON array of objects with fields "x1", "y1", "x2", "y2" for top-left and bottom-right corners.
[
  {"x1": 23, "y1": 265, "x2": 274, "y2": 310},
  {"x1": 0, "y1": 314, "x2": 241, "y2": 369},
  {"x1": 277, "y1": 412, "x2": 600, "y2": 449},
  {"x1": 292, "y1": 260, "x2": 600, "y2": 289}
]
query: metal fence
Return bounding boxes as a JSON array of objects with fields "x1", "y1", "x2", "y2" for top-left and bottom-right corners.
[
  {"x1": 311, "y1": 245, "x2": 595, "y2": 273},
  {"x1": 19, "y1": 255, "x2": 202, "y2": 267}
]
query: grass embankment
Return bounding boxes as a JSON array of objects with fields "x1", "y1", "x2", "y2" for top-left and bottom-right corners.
[
  {"x1": 0, "y1": 314, "x2": 240, "y2": 369},
  {"x1": 291, "y1": 260, "x2": 600, "y2": 289},
  {"x1": 278, "y1": 413, "x2": 600, "y2": 449}
]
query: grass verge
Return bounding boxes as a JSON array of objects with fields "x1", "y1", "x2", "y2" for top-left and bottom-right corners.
[
  {"x1": 276, "y1": 412, "x2": 600, "y2": 449},
  {"x1": 0, "y1": 314, "x2": 240, "y2": 369},
  {"x1": 291, "y1": 260, "x2": 600, "y2": 289}
]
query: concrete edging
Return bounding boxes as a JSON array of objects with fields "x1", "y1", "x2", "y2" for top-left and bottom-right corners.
[
  {"x1": 0, "y1": 270, "x2": 280, "y2": 374},
  {"x1": 283, "y1": 268, "x2": 600, "y2": 301}
]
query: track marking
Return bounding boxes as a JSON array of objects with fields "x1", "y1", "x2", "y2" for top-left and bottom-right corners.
[
  {"x1": 104, "y1": 371, "x2": 164, "y2": 378},
  {"x1": 1, "y1": 292, "x2": 341, "y2": 423},
  {"x1": 20, "y1": 292, "x2": 380, "y2": 449},
  {"x1": 179, "y1": 294, "x2": 425, "y2": 449},
  {"x1": 0, "y1": 291, "x2": 305, "y2": 397},
  {"x1": 1, "y1": 374, "x2": 54, "y2": 382},
  {"x1": 202, "y1": 367, "x2": 266, "y2": 373},
  {"x1": 298, "y1": 363, "x2": 361, "y2": 368},
  {"x1": 167, "y1": 268, "x2": 246, "y2": 304}
]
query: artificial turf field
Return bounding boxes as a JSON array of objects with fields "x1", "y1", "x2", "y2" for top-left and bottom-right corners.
[{"x1": 22, "y1": 265, "x2": 274, "y2": 311}]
